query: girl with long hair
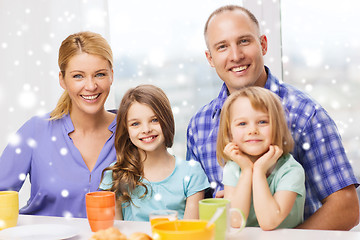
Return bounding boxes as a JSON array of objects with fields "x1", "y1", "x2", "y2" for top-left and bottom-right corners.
[{"x1": 101, "y1": 84, "x2": 209, "y2": 221}]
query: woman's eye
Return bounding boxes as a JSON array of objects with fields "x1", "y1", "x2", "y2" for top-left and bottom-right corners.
[
  {"x1": 95, "y1": 73, "x2": 106, "y2": 77},
  {"x1": 73, "y1": 74, "x2": 83, "y2": 79},
  {"x1": 151, "y1": 118, "x2": 159, "y2": 123}
]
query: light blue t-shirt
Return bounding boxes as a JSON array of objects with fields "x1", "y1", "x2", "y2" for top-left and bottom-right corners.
[
  {"x1": 222, "y1": 154, "x2": 305, "y2": 228},
  {"x1": 100, "y1": 157, "x2": 209, "y2": 221}
]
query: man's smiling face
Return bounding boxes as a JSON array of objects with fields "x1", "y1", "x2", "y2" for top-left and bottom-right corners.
[{"x1": 205, "y1": 10, "x2": 268, "y2": 94}]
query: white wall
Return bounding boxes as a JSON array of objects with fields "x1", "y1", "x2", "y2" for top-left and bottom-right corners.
[{"x1": 244, "y1": 0, "x2": 282, "y2": 78}]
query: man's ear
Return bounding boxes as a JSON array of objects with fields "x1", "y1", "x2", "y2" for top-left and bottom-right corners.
[
  {"x1": 260, "y1": 35, "x2": 268, "y2": 56},
  {"x1": 59, "y1": 71, "x2": 66, "y2": 90},
  {"x1": 205, "y1": 50, "x2": 215, "y2": 67}
]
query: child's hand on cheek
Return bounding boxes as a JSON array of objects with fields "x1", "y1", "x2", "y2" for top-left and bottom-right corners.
[
  {"x1": 224, "y1": 142, "x2": 253, "y2": 170},
  {"x1": 254, "y1": 145, "x2": 283, "y2": 175}
]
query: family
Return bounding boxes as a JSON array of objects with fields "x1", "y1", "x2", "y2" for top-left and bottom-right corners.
[{"x1": 0, "y1": 5, "x2": 358, "y2": 231}]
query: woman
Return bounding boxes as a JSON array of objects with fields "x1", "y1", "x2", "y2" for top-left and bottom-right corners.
[{"x1": 0, "y1": 31, "x2": 116, "y2": 218}]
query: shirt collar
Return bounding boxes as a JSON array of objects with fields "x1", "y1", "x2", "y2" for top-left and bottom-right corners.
[
  {"x1": 63, "y1": 113, "x2": 74, "y2": 134},
  {"x1": 62, "y1": 110, "x2": 117, "y2": 134},
  {"x1": 107, "y1": 109, "x2": 117, "y2": 132},
  {"x1": 264, "y1": 66, "x2": 281, "y2": 96},
  {"x1": 212, "y1": 66, "x2": 279, "y2": 119},
  {"x1": 212, "y1": 83, "x2": 229, "y2": 118}
]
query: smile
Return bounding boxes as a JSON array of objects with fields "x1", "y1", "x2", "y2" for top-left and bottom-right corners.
[
  {"x1": 245, "y1": 139, "x2": 262, "y2": 143},
  {"x1": 140, "y1": 135, "x2": 157, "y2": 143},
  {"x1": 230, "y1": 65, "x2": 248, "y2": 72},
  {"x1": 81, "y1": 94, "x2": 100, "y2": 100}
]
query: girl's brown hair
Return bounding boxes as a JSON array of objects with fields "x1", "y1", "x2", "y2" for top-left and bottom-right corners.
[
  {"x1": 217, "y1": 86, "x2": 294, "y2": 166},
  {"x1": 103, "y1": 84, "x2": 175, "y2": 206},
  {"x1": 50, "y1": 31, "x2": 113, "y2": 120}
]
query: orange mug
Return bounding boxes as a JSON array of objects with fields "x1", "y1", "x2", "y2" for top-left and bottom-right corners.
[{"x1": 86, "y1": 191, "x2": 115, "y2": 232}]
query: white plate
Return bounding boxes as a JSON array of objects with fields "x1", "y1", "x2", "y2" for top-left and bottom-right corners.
[{"x1": 0, "y1": 224, "x2": 78, "y2": 240}]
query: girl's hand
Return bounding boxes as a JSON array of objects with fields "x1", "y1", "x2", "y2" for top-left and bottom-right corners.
[
  {"x1": 254, "y1": 145, "x2": 283, "y2": 175},
  {"x1": 224, "y1": 142, "x2": 253, "y2": 170}
]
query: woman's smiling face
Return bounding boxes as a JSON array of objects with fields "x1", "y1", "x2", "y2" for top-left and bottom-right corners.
[{"x1": 59, "y1": 52, "x2": 113, "y2": 116}]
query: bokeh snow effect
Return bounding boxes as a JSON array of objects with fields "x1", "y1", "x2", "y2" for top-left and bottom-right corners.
[{"x1": 0, "y1": 0, "x2": 359, "y2": 210}]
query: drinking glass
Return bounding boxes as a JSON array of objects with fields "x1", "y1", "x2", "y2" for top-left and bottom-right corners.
[
  {"x1": 149, "y1": 209, "x2": 178, "y2": 227},
  {"x1": 86, "y1": 191, "x2": 115, "y2": 232}
]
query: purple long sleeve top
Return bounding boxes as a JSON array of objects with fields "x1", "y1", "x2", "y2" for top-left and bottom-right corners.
[{"x1": 0, "y1": 111, "x2": 116, "y2": 218}]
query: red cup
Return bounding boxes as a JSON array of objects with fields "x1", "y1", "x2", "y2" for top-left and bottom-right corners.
[{"x1": 86, "y1": 191, "x2": 115, "y2": 232}]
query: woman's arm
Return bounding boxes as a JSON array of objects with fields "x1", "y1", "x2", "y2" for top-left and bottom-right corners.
[
  {"x1": 0, "y1": 117, "x2": 36, "y2": 191},
  {"x1": 183, "y1": 190, "x2": 205, "y2": 219}
]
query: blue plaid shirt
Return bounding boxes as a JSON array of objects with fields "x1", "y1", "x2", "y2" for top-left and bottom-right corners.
[{"x1": 186, "y1": 66, "x2": 359, "y2": 219}]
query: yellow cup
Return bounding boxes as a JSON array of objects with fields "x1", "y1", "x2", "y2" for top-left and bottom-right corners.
[
  {"x1": 152, "y1": 220, "x2": 215, "y2": 240},
  {"x1": 149, "y1": 209, "x2": 178, "y2": 227},
  {"x1": 0, "y1": 191, "x2": 19, "y2": 230}
]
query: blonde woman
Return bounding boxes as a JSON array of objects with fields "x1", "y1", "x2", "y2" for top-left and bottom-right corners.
[
  {"x1": 217, "y1": 86, "x2": 305, "y2": 230},
  {"x1": 0, "y1": 31, "x2": 116, "y2": 218}
]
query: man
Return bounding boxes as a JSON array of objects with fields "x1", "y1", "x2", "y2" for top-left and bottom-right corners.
[{"x1": 186, "y1": 5, "x2": 359, "y2": 230}]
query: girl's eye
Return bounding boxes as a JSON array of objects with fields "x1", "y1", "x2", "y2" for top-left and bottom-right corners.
[
  {"x1": 238, "y1": 122, "x2": 246, "y2": 126},
  {"x1": 259, "y1": 120, "x2": 268, "y2": 125},
  {"x1": 151, "y1": 118, "x2": 159, "y2": 123},
  {"x1": 130, "y1": 122, "x2": 139, "y2": 127}
]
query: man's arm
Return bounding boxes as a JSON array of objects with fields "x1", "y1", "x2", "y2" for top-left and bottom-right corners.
[{"x1": 296, "y1": 185, "x2": 359, "y2": 230}]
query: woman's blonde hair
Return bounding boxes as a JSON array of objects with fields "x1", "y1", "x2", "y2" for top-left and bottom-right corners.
[
  {"x1": 102, "y1": 84, "x2": 175, "y2": 206},
  {"x1": 217, "y1": 86, "x2": 294, "y2": 166},
  {"x1": 50, "y1": 31, "x2": 113, "y2": 120}
]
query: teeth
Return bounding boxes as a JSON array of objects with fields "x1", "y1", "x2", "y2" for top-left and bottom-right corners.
[
  {"x1": 142, "y1": 136, "x2": 155, "y2": 142},
  {"x1": 82, "y1": 94, "x2": 99, "y2": 100},
  {"x1": 232, "y1": 66, "x2": 248, "y2": 72}
]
